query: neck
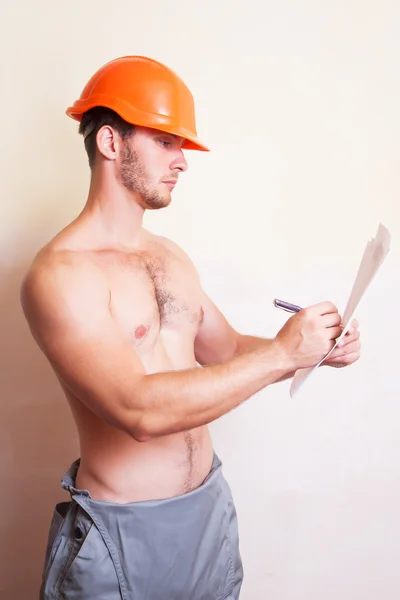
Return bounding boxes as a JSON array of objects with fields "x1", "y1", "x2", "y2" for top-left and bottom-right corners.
[{"x1": 79, "y1": 165, "x2": 146, "y2": 249}]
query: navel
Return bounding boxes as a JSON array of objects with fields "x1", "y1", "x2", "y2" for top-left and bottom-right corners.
[{"x1": 134, "y1": 325, "x2": 147, "y2": 339}]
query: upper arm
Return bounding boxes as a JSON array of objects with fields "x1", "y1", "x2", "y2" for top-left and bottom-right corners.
[
  {"x1": 194, "y1": 292, "x2": 240, "y2": 366},
  {"x1": 20, "y1": 258, "x2": 145, "y2": 438}
]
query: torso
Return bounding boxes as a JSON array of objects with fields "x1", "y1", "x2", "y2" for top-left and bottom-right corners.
[{"x1": 44, "y1": 227, "x2": 214, "y2": 503}]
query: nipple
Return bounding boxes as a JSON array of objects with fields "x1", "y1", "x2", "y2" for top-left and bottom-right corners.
[{"x1": 135, "y1": 325, "x2": 147, "y2": 339}]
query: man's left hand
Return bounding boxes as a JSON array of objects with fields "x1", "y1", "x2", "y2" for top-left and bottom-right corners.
[{"x1": 323, "y1": 319, "x2": 361, "y2": 368}]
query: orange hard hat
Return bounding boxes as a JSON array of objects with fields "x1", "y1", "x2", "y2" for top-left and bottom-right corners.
[{"x1": 66, "y1": 55, "x2": 209, "y2": 152}]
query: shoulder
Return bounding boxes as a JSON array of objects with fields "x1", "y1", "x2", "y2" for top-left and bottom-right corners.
[
  {"x1": 20, "y1": 247, "x2": 108, "y2": 327},
  {"x1": 21, "y1": 247, "x2": 101, "y2": 296}
]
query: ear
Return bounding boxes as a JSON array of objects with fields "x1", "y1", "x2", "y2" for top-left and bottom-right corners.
[{"x1": 95, "y1": 125, "x2": 120, "y2": 161}]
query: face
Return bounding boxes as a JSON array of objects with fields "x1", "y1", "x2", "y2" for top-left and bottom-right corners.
[{"x1": 117, "y1": 127, "x2": 188, "y2": 209}]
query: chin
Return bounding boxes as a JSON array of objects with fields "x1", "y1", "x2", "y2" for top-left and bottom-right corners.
[{"x1": 145, "y1": 194, "x2": 171, "y2": 210}]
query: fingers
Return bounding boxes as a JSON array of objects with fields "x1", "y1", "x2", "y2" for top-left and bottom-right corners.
[
  {"x1": 344, "y1": 339, "x2": 360, "y2": 354},
  {"x1": 325, "y1": 314, "x2": 361, "y2": 367},
  {"x1": 329, "y1": 339, "x2": 361, "y2": 359},
  {"x1": 321, "y1": 312, "x2": 342, "y2": 328},
  {"x1": 307, "y1": 301, "x2": 338, "y2": 316},
  {"x1": 350, "y1": 318, "x2": 359, "y2": 331},
  {"x1": 327, "y1": 351, "x2": 360, "y2": 366},
  {"x1": 300, "y1": 303, "x2": 343, "y2": 340},
  {"x1": 305, "y1": 305, "x2": 359, "y2": 331},
  {"x1": 338, "y1": 329, "x2": 360, "y2": 347},
  {"x1": 342, "y1": 318, "x2": 359, "y2": 336},
  {"x1": 327, "y1": 326, "x2": 343, "y2": 340},
  {"x1": 301, "y1": 304, "x2": 341, "y2": 328}
]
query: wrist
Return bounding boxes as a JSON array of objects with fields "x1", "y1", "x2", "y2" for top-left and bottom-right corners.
[
  {"x1": 263, "y1": 338, "x2": 297, "y2": 379},
  {"x1": 265, "y1": 338, "x2": 296, "y2": 379}
]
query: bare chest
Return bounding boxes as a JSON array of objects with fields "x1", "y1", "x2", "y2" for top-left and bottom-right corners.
[{"x1": 96, "y1": 249, "x2": 203, "y2": 351}]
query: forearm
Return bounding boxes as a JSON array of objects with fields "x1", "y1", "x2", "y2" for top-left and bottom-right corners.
[
  {"x1": 129, "y1": 341, "x2": 290, "y2": 441},
  {"x1": 235, "y1": 334, "x2": 296, "y2": 382}
]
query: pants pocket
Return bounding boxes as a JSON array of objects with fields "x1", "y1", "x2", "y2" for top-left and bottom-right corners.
[
  {"x1": 58, "y1": 511, "x2": 120, "y2": 600},
  {"x1": 42, "y1": 502, "x2": 71, "y2": 581}
]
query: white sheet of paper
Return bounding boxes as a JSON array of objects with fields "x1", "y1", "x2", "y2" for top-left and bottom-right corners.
[{"x1": 290, "y1": 223, "x2": 391, "y2": 398}]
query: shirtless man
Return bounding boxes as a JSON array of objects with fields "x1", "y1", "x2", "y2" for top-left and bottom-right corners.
[{"x1": 20, "y1": 56, "x2": 361, "y2": 600}]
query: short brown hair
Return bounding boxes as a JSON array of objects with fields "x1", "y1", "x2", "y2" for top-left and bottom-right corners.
[{"x1": 79, "y1": 107, "x2": 135, "y2": 169}]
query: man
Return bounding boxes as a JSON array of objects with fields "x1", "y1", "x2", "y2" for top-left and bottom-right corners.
[{"x1": 20, "y1": 56, "x2": 361, "y2": 600}]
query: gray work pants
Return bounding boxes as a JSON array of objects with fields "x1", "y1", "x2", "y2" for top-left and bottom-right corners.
[{"x1": 40, "y1": 453, "x2": 243, "y2": 599}]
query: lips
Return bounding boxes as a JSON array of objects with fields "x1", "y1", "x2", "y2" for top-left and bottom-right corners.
[{"x1": 163, "y1": 180, "x2": 177, "y2": 189}]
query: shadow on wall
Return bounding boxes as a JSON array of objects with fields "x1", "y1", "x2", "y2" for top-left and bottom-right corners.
[{"x1": 0, "y1": 264, "x2": 78, "y2": 600}]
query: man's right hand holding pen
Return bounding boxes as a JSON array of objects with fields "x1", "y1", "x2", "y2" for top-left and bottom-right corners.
[{"x1": 273, "y1": 299, "x2": 361, "y2": 371}]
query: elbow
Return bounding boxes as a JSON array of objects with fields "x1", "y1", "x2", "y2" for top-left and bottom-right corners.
[
  {"x1": 129, "y1": 412, "x2": 173, "y2": 442},
  {"x1": 119, "y1": 381, "x2": 154, "y2": 442},
  {"x1": 127, "y1": 412, "x2": 154, "y2": 443},
  {"x1": 132, "y1": 428, "x2": 152, "y2": 443},
  {"x1": 119, "y1": 378, "x2": 168, "y2": 442}
]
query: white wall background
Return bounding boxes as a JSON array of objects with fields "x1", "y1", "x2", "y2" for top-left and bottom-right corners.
[{"x1": 1, "y1": 1, "x2": 399, "y2": 598}]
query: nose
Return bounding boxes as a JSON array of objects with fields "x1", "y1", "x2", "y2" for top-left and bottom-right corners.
[{"x1": 170, "y1": 148, "x2": 188, "y2": 173}]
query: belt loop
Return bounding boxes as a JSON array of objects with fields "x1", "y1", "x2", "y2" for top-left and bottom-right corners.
[{"x1": 61, "y1": 458, "x2": 91, "y2": 498}]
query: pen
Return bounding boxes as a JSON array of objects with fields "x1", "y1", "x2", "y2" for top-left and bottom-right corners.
[{"x1": 273, "y1": 299, "x2": 303, "y2": 313}]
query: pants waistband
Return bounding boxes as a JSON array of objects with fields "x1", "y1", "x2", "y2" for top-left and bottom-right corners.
[{"x1": 61, "y1": 452, "x2": 221, "y2": 503}]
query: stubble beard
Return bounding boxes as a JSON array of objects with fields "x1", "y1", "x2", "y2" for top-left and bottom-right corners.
[{"x1": 119, "y1": 143, "x2": 171, "y2": 210}]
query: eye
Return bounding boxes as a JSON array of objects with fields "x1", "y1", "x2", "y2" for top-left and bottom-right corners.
[{"x1": 157, "y1": 138, "x2": 172, "y2": 148}]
